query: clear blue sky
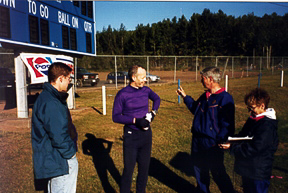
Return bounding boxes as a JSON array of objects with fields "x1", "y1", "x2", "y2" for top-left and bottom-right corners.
[{"x1": 95, "y1": 1, "x2": 288, "y2": 31}]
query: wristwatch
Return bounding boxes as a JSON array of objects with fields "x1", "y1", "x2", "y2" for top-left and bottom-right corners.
[{"x1": 152, "y1": 110, "x2": 157, "y2": 115}]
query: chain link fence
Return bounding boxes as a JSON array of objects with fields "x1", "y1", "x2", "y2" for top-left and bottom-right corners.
[
  {"x1": 1, "y1": 53, "x2": 287, "y2": 88},
  {"x1": 83, "y1": 55, "x2": 288, "y2": 88}
]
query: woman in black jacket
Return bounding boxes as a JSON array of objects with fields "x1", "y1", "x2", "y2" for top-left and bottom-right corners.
[{"x1": 220, "y1": 88, "x2": 279, "y2": 193}]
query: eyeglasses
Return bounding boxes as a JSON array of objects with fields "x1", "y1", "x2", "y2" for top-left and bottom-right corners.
[
  {"x1": 247, "y1": 106, "x2": 257, "y2": 112},
  {"x1": 61, "y1": 76, "x2": 72, "y2": 82}
]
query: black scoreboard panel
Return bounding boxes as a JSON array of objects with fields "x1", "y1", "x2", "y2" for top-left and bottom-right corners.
[
  {"x1": 40, "y1": 19, "x2": 49, "y2": 45},
  {"x1": 0, "y1": 6, "x2": 11, "y2": 38}
]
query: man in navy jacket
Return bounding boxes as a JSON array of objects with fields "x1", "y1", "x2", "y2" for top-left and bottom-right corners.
[
  {"x1": 113, "y1": 65, "x2": 161, "y2": 193},
  {"x1": 32, "y1": 62, "x2": 78, "y2": 193},
  {"x1": 177, "y1": 66, "x2": 235, "y2": 193}
]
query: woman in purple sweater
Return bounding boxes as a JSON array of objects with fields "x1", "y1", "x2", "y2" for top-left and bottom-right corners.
[{"x1": 112, "y1": 65, "x2": 161, "y2": 193}]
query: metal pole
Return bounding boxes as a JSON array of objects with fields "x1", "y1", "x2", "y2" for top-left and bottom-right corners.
[
  {"x1": 267, "y1": 48, "x2": 269, "y2": 70},
  {"x1": 15, "y1": 53, "x2": 28, "y2": 118},
  {"x1": 260, "y1": 57, "x2": 262, "y2": 74},
  {"x1": 196, "y1": 56, "x2": 198, "y2": 81},
  {"x1": 246, "y1": 57, "x2": 249, "y2": 77},
  {"x1": 174, "y1": 57, "x2": 177, "y2": 83},
  {"x1": 258, "y1": 73, "x2": 262, "y2": 88},
  {"x1": 102, "y1": 86, "x2": 106, "y2": 115},
  {"x1": 272, "y1": 57, "x2": 274, "y2": 75},
  {"x1": 178, "y1": 79, "x2": 181, "y2": 104},
  {"x1": 232, "y1": 57, "x2": 234, "y2": 78},
  {"x1": 147, "y1": 56, "x2": 149, "y2": 86},
  {"x1": 281, "y1": 70, "x2": 284, "y2": 87},
  {"x1": 225, "y1": 75, "x2": 228, "y2": 92},
  {"x1": 115, "y1": 56, "x2": 117, "y2": 89},
  {"x1": 253, "y1": 48, "x2": 255, "y2": 68}
]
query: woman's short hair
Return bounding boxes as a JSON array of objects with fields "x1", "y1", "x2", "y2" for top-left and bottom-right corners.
[
  {"x1": 200, "y1": 66, "x2": 221, "y2": 83},
  {"x1": 128, "y1": 65, "x2": 145, "y2": 82},
  {"x1": 244, "y1": 88, "x2": 270, "y2": 109},
  {"x1": 48, "y1": 62, "x2": 72, "y2": 83}
]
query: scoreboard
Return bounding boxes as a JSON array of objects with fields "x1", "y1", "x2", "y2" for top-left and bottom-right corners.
[{"x1": 0, "y1": 0, "x2": 96, "y2": 56}]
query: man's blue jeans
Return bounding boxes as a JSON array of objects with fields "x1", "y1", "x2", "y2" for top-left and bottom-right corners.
[{"x1": 48, "y1": 155, "x2": 78, "y2": 193}]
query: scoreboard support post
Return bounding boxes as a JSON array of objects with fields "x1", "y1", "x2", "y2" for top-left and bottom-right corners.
[
  {"x1": 67, "y1": 83, "x2": 75, "y2": 110},
  {"x1": 14, "y1": 53, "x2": 28, "y2": 118}
]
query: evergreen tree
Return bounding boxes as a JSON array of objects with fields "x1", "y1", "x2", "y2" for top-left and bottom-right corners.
[{"x1": 95, "y1": 9, "x2": 288, "y2": 57}]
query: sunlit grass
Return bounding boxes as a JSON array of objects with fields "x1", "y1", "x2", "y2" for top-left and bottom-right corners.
[
  {"x1": 74, "y1": 73, "x2": 288, "y2": 193},
  {"x1": 1, "y1": 72, "x2": 288, "y2": 192}
]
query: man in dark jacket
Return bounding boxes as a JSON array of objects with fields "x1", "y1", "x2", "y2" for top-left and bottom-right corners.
[
  {"x1": 177, "y1": 66, "x2": 235, "y2": 193},
  {"x1": 31, "y1": 62, "x2": 78, "y2": 193},
  {"x1": 220, "y1": 88, "x2": 279, "y2": 193}
]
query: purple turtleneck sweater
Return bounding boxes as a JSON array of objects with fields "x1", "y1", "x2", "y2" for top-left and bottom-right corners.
[{"x1": 112, "y1": 85, "x2": 161, "y2": 130}]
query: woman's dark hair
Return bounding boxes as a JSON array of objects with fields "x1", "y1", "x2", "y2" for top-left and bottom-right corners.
[
  {"x1": 48, "y1": 62, "x2": 72, "y2": 83},
  {"x1": 244, "y1": 88, "x2": 270, "y2": 109}
]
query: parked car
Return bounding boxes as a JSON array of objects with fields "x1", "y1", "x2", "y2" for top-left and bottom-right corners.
[
  {"x1": 0, "y1": 67, "x2": 15, "y2": 88},
  {"x1": 107, "y1": 71, "x2": 129, "y2": 84},
  {"x1": 146, "y1": 73, "x2": 160, "y2": 82},
  {"x1": 76, "y1": 67, "x2": 99, "y2": 87}
]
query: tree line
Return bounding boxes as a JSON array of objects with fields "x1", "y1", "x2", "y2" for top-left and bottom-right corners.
[
  {"x1": 80, "y1": 9, "x2": 288, "y2": 70},
  {"x1": 96, "y1": 9, "x2": 288, "y2": 56}
]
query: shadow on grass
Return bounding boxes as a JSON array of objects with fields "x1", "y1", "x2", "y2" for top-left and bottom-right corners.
[
  {"x1": 92, "y1": 106, "x2": 103, "y2": 115},
  {"x1": 75, "y1": 92, "x2": 80, "y2": 98},
  {"x1": 169, "y1": 151, "x2": 194, "y2": 177},
  {"x1": 274, "y1": 166, "x2": 288, "y2": 174},
  {"x1": 161, "y1": 99, "x2": 177, "y2": 104},
  {"x1": 34, "y1": 178, "x2": 49, "y2": 192},
  {"x1": 82, "y1": 133, "x2": 121, "y2": 193},
  {"x1": 149, "y1": 157, "x2": 195, "y2": 192}
]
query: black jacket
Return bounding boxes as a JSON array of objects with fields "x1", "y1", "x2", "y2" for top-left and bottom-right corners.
[{"x1": 230, "y1": 115, "x2": 278, "y2": 180}]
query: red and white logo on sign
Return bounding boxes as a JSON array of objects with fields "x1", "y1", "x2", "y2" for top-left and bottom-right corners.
[
  {"x1": 26, "y1": 57, "x2": 52, "y2": 78},
  {"x1": 21, "y1": 54, "x2": 74, "y2": 84}
]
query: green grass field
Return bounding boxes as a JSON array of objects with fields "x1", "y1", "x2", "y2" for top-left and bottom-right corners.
[{"x1": 0, "y1": 72, "x2": 288, "y2": 192}]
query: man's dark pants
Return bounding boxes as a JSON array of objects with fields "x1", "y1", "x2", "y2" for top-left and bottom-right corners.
[
  {"x1": 193, "y1": 146, "x2": 235, "y2": 193},
  {"x1": 120, "y1": 126, "x2": 152, "y2": 193},
  {"x1": 242, "y1": 176, "x2": 270, "y2": 193}
]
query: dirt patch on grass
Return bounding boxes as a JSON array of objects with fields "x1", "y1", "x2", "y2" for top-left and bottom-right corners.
[{"x1": 0, "y1": 131, "x2": 35, "y2": 192}]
